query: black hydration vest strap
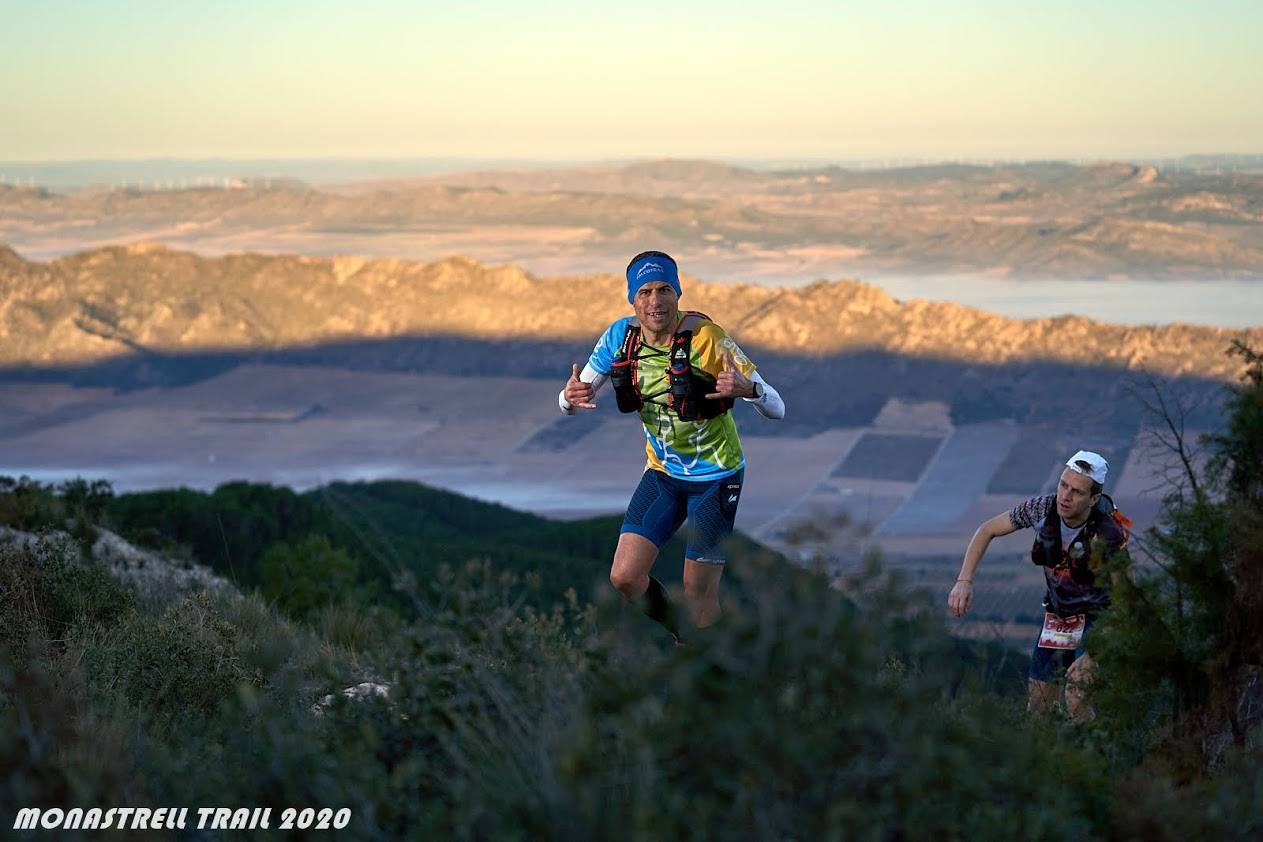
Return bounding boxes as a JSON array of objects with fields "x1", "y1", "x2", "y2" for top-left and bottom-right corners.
[
  {"x1": 611, "y1": 312, "x2": 735, "y2": 421},
  {"x1": 668, "y1": 330, "x2": 695, "y2": 419},
  {"x1": 1033, "y1": 507, "x2": 1065, "y2": 567},
  {"x1": 1032, "y1": 503, "x2": 1107, "y2": 585},
  {"x1": 610, "y1": 324, "x2": 643, "y2": 413},
  {"x1": 611, "y1": 324, "x2": 668, "y2": 413},
  {"x1": 669, "y1": 313, "x2": 734, "y2": 422},
  {"x1": 668, "y1": 330, "x2": 718, "y2": 421}
]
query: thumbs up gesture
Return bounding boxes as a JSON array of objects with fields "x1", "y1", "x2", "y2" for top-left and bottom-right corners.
[
  {"x1": 706, "y1": 350, "x2": 755, "y2": 399},
  {"x1": 564, "y1": 362, "x2": 597, "y2": 409}
]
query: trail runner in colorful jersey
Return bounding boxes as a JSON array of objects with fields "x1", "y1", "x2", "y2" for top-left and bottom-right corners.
[{"x1": 559, "y1": 251, "x2": 786, "y2": 641}]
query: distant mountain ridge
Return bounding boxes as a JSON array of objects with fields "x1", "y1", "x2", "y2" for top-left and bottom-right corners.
[
  {"x1": 0, "y1": 242, "x2": 1256, "y2": 380},
  {"x1": 3, "y1": 159, "x2": 1262, "y2": 279}
]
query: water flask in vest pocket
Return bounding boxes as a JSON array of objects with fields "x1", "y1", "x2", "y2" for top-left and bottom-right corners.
[
  {"x1": 610, "y1": 356, "x2": 642, "y2": 413},
  {"x1": 668, "y1": 345, "x2": 696, "y2": 420}
]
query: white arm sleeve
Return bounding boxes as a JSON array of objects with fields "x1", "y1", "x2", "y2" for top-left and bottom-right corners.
[
  {"x1": 743, "y1": 371, "x2": 785, "y2": 420},
  {"x1": 558, "y1": 363, "x2": 610, "y2": 414}
]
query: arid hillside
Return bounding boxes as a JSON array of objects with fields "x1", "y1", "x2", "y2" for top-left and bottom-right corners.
[{"x1": 0, "y1": 242, "x2": 1256, "y2": 381}]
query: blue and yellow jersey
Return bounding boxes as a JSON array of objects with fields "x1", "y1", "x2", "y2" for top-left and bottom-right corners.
[{"x1": 588, "y1": 314, "x2": 757, "y2": 482}]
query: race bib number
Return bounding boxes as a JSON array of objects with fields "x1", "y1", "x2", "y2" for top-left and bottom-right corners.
[{"x1": 1037, "y1": 612, "x2": 1086, "y2": 650}]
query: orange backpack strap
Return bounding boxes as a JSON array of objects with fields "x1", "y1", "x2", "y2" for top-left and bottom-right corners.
[{"x1": 1111, "y1": 510, "x2": 1134, "y2": 546}]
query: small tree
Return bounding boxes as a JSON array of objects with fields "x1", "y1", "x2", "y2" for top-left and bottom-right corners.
[
  {"x1": 58, "y1": 477, "x2": 115, "y2": 523},
  {"x1": 1093, "y1": 341, "x2": 1263, "y2": 770},
  {"x1": 260, "y1": 534, "x2": 360, "y2": 620}
]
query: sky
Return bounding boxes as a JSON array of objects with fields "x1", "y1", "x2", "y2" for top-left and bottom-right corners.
[{"x1": 2, "y1": 0, "x2": 1261, "y2": 162}]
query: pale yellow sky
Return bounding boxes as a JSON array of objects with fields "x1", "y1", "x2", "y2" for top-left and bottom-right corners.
[{"x1": 2, "y1": 0, "x2": 1259, "y2": 161}]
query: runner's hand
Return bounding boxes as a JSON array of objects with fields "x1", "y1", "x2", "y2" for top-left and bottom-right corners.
[
  {"x1": 706, "y1": 350, "x2": 754, "y2": 399},
  {"x1": 565, "y1": 362, "x2": 597, "y2": 409},
  {"x1": 948, "y1": 580, "x2": 973, "y2": 617}
]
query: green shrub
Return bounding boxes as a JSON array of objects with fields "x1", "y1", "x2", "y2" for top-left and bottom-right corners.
[
  {"x1": 0, "y1": 534, "x2": 134, "y2": 667},
  {"x1": 0, "y1": 653, "x2": 140, "y2": 826},
  {"x1": 0, "y1": 475, "x2": 113, "y2": 535},
  {"x1": 1091, "y1": 342, "x2": 1263, "y2": 773},
  {"x1": 137, "y1": 685, "x2": 371, "y2": 834},
  {"x1": 0, "y1": 475, "x2": 60, "y2": 531},
  {"x1": 260, "y1": 533, "x2": 360, "y2": 620},
  {"x1": 82, "y1": 591, "x2": 261, "y2": 717},
  {"x1": 309, "y1": 599, "x2": 395, "y2": 654},
  {"x1": 553, "y1": 556, "x2": 1107, "y2": 841},
  {"x1": 0, "y1": 540, "x2": 51, "y2": 663},
  {"x1": 216, "y1": 590, "x2": 367, "y2": 707},
  {"x1": 1108, "y1": 751, "x2": 1263, "y2": 840},
  {"x1": 138, "y1": 558, "x2": 1102, "y2": 840}
]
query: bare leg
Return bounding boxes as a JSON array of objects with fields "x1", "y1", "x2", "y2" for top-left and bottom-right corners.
[
  {"x1": 610, "y1": 532, "x2": 683, "y2": 638},
  {"x1": 683, "y1": 559, "x2": 724, "y2": 629},
  {"x1": 1027, "y1": 679, "x2": 1058, "y2": 715},
  {"x1": 1065, "y1": 653, "x2": 1097, "y2": 723},
  {"x1": 609, "y1": 532, "x2": 658, "y2": 601}
]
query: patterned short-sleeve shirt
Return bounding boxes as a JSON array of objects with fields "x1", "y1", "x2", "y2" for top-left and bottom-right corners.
[
  {"x1": 1009, "y1": 494, "x2": 1055, "y2": 531},
  {"x1": 587, "y1": 314, "x2": 755, "y2": 482}
]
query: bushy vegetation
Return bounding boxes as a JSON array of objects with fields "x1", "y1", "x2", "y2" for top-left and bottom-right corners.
[
  {"x1": 260, "y1": 533, "x2": 360, "y2": 621},
  {"x1": 0, "y1": 533, "x2": 135, "y2": 669},
  {"x1": 0, "y1": 536, "x2": 1110, "y2": 840},
  {"x1": 0, "y1": 343, "x2": 1259, "y2": 839},
  {"x1": 103, "y1": 480, "x2": 632, "y2": 615},
  {"x1": 1084, "y1": 341, "x2": 1263, "y2": 834},
  {"x1": 0, "y1": 476, "x2": 112, "y2": 546}
]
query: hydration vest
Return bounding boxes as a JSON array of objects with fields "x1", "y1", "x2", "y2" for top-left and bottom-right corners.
[
  {"x1": 609, "y1": 311, "x2": 735, "y2": 422},
  {"x1": 1032, "y1": 493, "x2": 1132, "y2": 614}
]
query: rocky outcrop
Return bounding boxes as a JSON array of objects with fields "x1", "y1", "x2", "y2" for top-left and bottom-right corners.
[
  {"x1": 91, "y1": 528, "x2": 235, "y2": 606},
  {"x1": 0, "y1": 524, "x2": 235, "y2": 607}
]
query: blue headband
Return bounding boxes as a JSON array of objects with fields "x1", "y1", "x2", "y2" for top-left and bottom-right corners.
[{"x1": 626, "y1": 253, "x2": 681, "y2": 303}]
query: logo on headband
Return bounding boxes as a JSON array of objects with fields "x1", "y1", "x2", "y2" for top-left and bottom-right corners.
[{"x1": 635, "y1": 261, "x2": 664, "y2": 279}]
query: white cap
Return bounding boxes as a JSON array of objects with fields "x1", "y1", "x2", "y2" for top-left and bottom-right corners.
[{"x1": 1066, "y1": 450, "x2": 1108, "y2": 485}]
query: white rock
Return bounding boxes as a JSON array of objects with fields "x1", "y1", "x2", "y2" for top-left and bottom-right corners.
[{"x1": 310, "y1": 682, "x2": 392, "y2": 717}]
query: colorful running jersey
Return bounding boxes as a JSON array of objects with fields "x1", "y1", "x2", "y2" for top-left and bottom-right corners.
[{"x1": 588, "y1": 314, "x2": 756, "y2": 482}]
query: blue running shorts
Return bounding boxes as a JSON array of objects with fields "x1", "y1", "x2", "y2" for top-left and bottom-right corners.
[{"x1": 620, "y1": 468, "x2": 744, "y2": 564}]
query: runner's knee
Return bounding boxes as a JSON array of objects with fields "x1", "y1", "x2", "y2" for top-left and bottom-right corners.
[
  {"x1": 609, "y1": 566, "x2": 647, "y2": 597},
  {"x1": 1064, "y1": 657, "x2": 1096, "y2": 720},
  {"x1": 1067, "y1": 654, "x2": 1095, "y2": 683}
]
